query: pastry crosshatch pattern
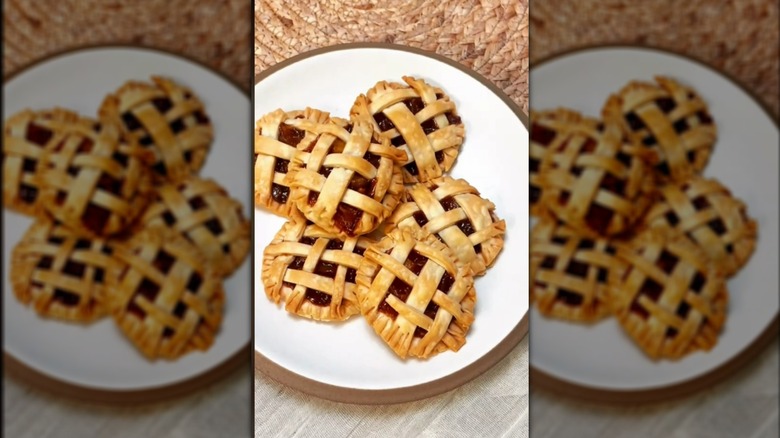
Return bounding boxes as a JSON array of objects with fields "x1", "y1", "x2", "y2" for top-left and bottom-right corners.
[
  {"x1": 255, "y1": 75, "x2": 508, "y2": 360},
  {"x1": 3, "y1": 75, "x2": 250, "y2": 361},
  {"x1": 529, "y1": 75, "x2": 758, "y2": 361}
]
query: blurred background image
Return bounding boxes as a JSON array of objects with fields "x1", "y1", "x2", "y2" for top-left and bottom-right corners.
[
  {"x1": 529, "y1": 1, "x2": 778, "y2": 437},
  {"x1": 3, "y1": 2, "x2": 253, "y2": 437}
]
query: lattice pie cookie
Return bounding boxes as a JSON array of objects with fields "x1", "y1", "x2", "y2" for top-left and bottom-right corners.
[
  {"x1": 531, "y1": 218, "x2": 624, "y2": 323},
  {"x1": 356, "y1": 228, "x2": 476, "y2": 359},
  {"x1": 351, "y1": 76, "x2": 465, "y2": 183},
  {"x1": 639, "y1": 176, "x2": 757, "y2": 277},
  {"x1": 140, "y1": 176, "x2": 250, "y2": 276},
  {"x1": 109, "y1": 228, "x2": 224, "y2": 360},
  {"x1": 11, "y1": 220, "x2": 121, "y2": 323},
  {"x1": 100, "y1": 76, "x2": 213, "y2": 183},
  {"x1": 254, "y1": 108, "x2": 331, "y2": 218},
  {"x1": 529, "y1": 110, "x2": 562, "y2": 217},
  {"x1": 603, "y1": 76, "x2": 716, "y2": 182},
  {"x1": 35, "y1": 109, "x2": 154, "y2": 237},
  {"x1": 538, "y1": 108, "x2": 656, "y2": 237},
  {"x1": 607, "y1": 229, "x2": 728, "y2": 360},
  {"x1": 287, "y1": 116, "x2": 405, "y2": 237},
  {"x1": 386, "y1": 176, "x2": 505, "y2": 276},
  {"x1": 3, "y1": 109, "x2": 69, "y2": 216},
  {"x1": 262, "y1": 218, "x2": 373, "y2": 321}
]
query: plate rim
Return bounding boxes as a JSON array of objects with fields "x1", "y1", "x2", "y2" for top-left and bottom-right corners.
[
  {"x1": 252, "y1": 42, "x2": 530, "y2": 404},
  {"x1": 529, "y1": 43, "x2": 779, "y2": 404},
  {"x1": 2, "y1": 44, "x2": 251, "y2": 403}
]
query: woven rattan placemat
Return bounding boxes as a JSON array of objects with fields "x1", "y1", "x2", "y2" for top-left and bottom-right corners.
[
  {"x1": 4, "y1": 1, "x2": 531, "y2": 110},
  {"x1": 530, "y1": 0, "x2": 779, "y2": 118},
  {"x1": 3, "y1": 0, "x2": 252, "y2": 90},
  {"x1": 254, "y1": 0, "x2": 530, "y2": 112}
]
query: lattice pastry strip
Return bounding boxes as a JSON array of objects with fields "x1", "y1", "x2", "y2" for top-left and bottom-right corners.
[
  {"x1": 386, "y1": 176, "x2": 505, "y2": 276},
  {"x1": 529, "y1": 109, "x2": 573, "y2": 217},
  {"x1": 11, "y1": 220, "x2": 121, "y2": 322},
  {"x1": 351, "y1": 76, "x2": 465, "y2": 183},
  {"x1": 35, "y1": 109, "x2": 154, "y2": 237},
  {"x1": 109, "y1": 229, "x2": 224, "y2": 360},
  {"x1": 607, "y1": 229, "x2": 728, "y2": 360},
  {"x1": 531, "y1": 218, "x2": 624, "y2": 322},
  {"x1": 356, "y1": 228, "x2": 476, "y2": 359},
  {"x1": 287, "y1": 116, "x2": 405, "y2": 237},
  {"x1": 254, "y1": 108, "x2": 331, "y2": 218},
  {"x1": 99, "y1": 76, "x2": 213, "y2": 183},
  {"x1": 140, "y1": 176, "x2": 250, "y2": 276},
  {"x1": 639, "y1": 176, "x2": 757, "y2": 277},
  {"x1": 262, "y1": 218, "x2": 373, "y2": 321},
  {"x1": 538, "y1": 108, "x2": 656, "y2": 237},
  {"x1": 603, "y1": 76, "x2": 716, "y2": 182},
  {"x1": 3, "y1": 108, "x2": 75, "y2": 216}
]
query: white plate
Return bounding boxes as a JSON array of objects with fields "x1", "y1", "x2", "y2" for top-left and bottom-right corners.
[
  {"x1": 530, "y1": 47, "x2": 779, "y2": 392},
  {"x1": 254, "y1": 45, "x2": 529, "y2": 395},
  {"x1": 3, "y1": 47, "x2": 251, "y2": 391}
]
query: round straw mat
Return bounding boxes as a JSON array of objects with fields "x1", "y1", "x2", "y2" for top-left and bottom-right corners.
[
  {"x1": 3, "y1": 0, "x2": 253, "y2": 90},
  {"x1": 254, "y1": 0, "x2": 530, "y2": 112},
  {"x1": 531, "y1": 0, "x2": 779, "y2": 118}
]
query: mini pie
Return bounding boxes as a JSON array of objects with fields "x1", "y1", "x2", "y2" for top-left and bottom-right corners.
[
  {"x1": 529, "y1": 110, "x2": 566, "y2": 217},
  {"x1": 99, "y1": 76, "x2": 213, "y2": 183},
  {"x1": 537, "y1": 108, "x2": 656, "y2": 237},
  {"x1": 386, "y1": 176, "x2": 505, "y2": 276},
  {"x1": 355, "y1": 228, "x2": 476, "y2": 359},
  {"x1": 287, "y1": 116, "x2": 406, "y2": 237},
  {"x1": 530, "y1": 218, "x2": 623, "y2": 323},
  {"x1": 254, "y1": 108, "x2": 331, "y2": 217},
  {"x1": 607, "y1": 229, "x2": 728, "y2": 360},
  {"x1": 35, "y1": 109, "x2": 154, "y2": 237},
  {"x1": 639, "y1": 176, "x2": 757, "y2": 277},
  {"x1": 139, "y1": 176, "x2": 250, "y2": 276},
  {"x1": 351, "y1": 76, "x2": 465, "y2": 183},
  {"x1": 262, "y1": 218, "x2": 373, "y2": 321},
  {"x1": 603, "y1": 76, "x2": 716, "y2": 182},
  {"x1": 3, "y1": 109, "x2": 69, "y2": 216},
  {"x1": 11, "y1": 220, "x2": 121, "y2": 322},
  {"x1": 109, "y1": 228, "x2": 224, "y2": 360}
]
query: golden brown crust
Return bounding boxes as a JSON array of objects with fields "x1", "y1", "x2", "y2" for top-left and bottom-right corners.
[
  {"x1": 355, "y1": 227, "x2": 476, "y2": 359},
  {"x1": 139, "y1": 176, "x2": 250, "y2": 276},
  {"x1": 253, "y1": 108, "x2": 331, "y2": 218},
  {"x1": 638, "y1": 176, "x2": 757, "y2": 277},
  {"x1": 3, "y1": 108, "x2": 128, "y2": 217},
  {"x1": 11, "y1": 219, "x2": 122, "y2": 323},
  {"x1": 529, "y1": 109, "x2": 573, "y2": 217},
  {"x1": 530, "y1": 218, "x2": 624, "y2": 323},
  {"x1": 536, "y1": 108, "x2": 657, "y2": 237},
  {"x1": 607, "y1": 228, "x2": 728, "y2": 360},
  {"x1": 261, "y1": 218, "x2": 373, "y2": 321},
  {"x1": 386, "y1": 176, "x2": 505, "y2": 276},
  {"x1": 286, "y1": 116, "x2": 405, "y2": 238},
  {"x1": 99, "y1": 76, "x2": 213, "y2": 183},
  {"x1": 108, "y1": 228, "x2": 224, "y2": 360},
  {"x1": 602, "y1": 76, "x2": 716, "y2": 183},
  {"x1": 34, "y1": 110, "x2": 153, "y2": 237},
  {"x1": 350, "y1": 76, "x2": 465, "y2": 183}
]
